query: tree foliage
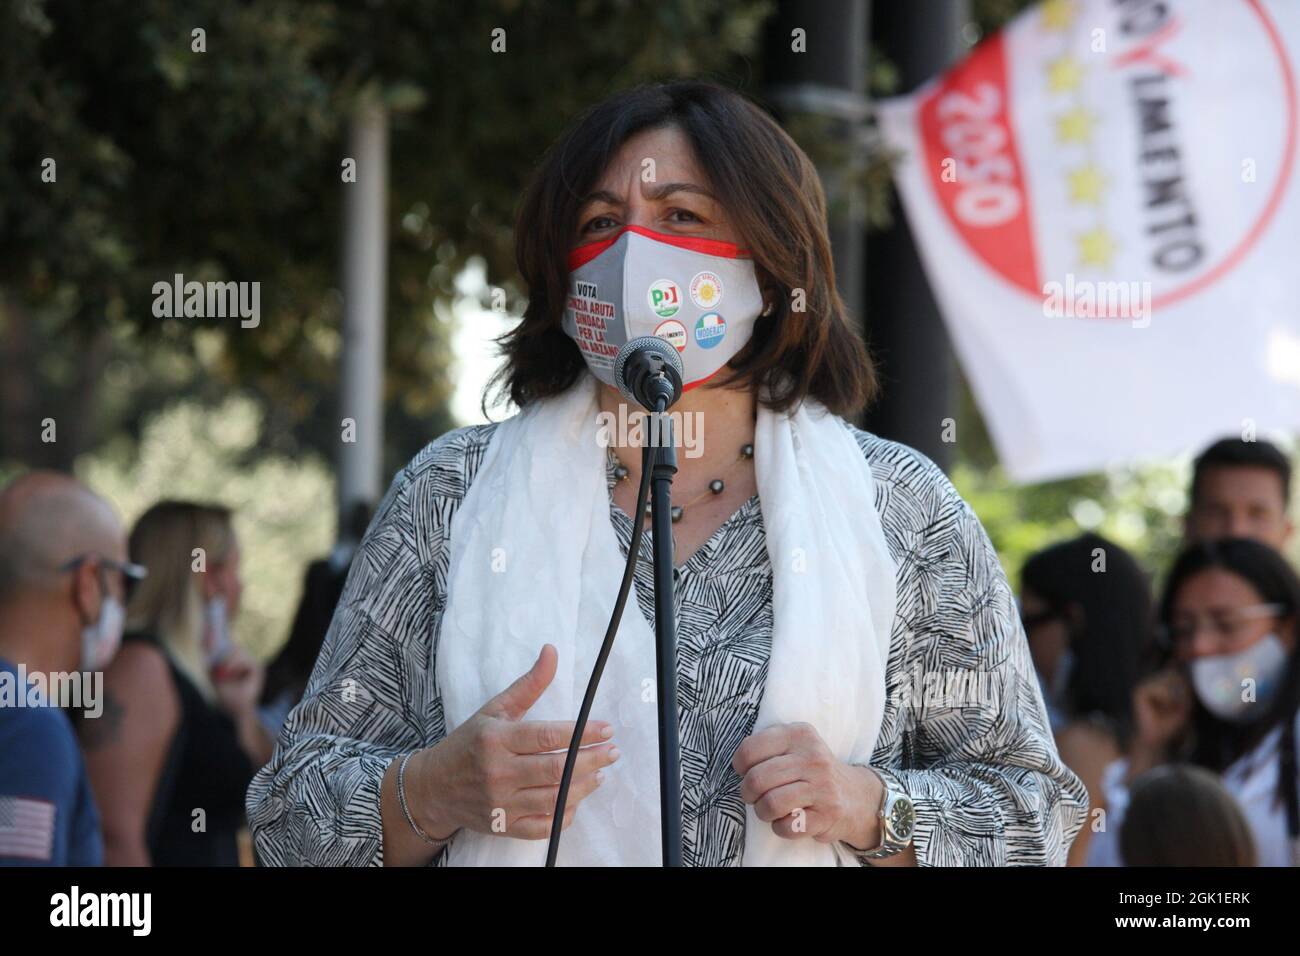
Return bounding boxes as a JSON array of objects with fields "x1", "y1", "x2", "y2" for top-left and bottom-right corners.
[
  {"x1": 1, "y1": 0, "x2": 771, "y2": 474},
  {"x1": 8, "y1": 0, "x2": 1259, "y2": 648}
]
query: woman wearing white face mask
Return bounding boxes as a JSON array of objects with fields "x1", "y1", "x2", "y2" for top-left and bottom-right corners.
[
  {"x1": 248, "y1": 80, "x2": 1087, "y2": 867},
  {"x1": 1088, "y1": 538, "x2": 1300, "y2": 866}
]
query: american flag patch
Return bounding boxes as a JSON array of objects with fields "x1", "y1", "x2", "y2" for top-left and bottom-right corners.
[{"x1": 0, "y1": 795, "x2": 56, "y2": 861}]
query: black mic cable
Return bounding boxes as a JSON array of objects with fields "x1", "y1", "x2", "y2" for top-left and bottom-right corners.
[
  {"x1": 546, "y1": 337, "x2": 682, "y2": 866},
  {"x1": 545, "y1": 437, "x2": 656, "y2": 866}
]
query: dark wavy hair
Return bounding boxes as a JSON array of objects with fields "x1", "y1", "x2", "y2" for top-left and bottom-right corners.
[
  {"x1": 1021, "y1": 532, "x2": 1152, "y2": 738},
  {"x1": 488, "y1": 80, "x2": 877, "y2": 417}
]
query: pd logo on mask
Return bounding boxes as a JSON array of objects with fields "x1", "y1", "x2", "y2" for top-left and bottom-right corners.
[{"x1": 648, "y1": 279, "x2": 681, "y2": 318}]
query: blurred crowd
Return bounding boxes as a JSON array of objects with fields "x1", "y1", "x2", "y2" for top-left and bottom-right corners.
[
  {"x1": 0, "y1": 480, "x2": 368, "y2": 866},
  {"x1": 1024, "y1": 438, "x2": 1297, "y2": 866},
  {"x1": 0, "y1": 436, "x2": 1296, "y2": 866}
]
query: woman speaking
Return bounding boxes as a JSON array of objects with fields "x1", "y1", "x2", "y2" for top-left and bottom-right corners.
[{"x1": 247, "y1": 81, "x2": 1087, "y2": 866}]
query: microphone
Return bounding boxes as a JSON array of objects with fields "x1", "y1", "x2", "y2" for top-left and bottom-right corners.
[{"x1": 614, "y1": 336, "x2": 684, "y2": 411}]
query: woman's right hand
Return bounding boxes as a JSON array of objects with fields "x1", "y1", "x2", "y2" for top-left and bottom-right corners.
[
  {"x1": 1130, "y1": 667, "x2": 1193, "y2": 763},
  {"x1": 407, "y1": 644, "x2": 620, "y2": 841}
]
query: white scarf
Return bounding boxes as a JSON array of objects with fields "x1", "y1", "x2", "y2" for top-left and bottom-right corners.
[{"x1": 437, "y1": 372, "x2": 896, "y2": 866}]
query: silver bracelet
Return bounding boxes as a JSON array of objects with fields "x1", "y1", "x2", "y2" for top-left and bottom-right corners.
[{"x1": 397, "y1": 751, "x2": 450, "y2": 847}]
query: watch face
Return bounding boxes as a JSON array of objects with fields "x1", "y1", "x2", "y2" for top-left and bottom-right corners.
[{"x1": 888, "y1": 797, "x2": 915, "y2": 840}]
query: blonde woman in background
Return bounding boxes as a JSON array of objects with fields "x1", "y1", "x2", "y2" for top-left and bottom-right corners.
[{"x1": 80, "y1": 501, "x2": 273, "y2": 866}]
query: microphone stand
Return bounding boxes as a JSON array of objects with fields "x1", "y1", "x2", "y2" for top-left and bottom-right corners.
[{"x1": 648, "y1": 395, "x2": 683, "y2": 866}]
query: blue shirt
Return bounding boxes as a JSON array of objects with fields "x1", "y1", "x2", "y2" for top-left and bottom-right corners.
[{"x1": 0, "y1": 656, "x2": 103, "y2": 866}]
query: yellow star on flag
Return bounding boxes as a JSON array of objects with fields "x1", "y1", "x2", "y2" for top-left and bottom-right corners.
[
  {"x1": 1055, "y1": 107, "x2": 1097, "y2": 144},
  {"x1": 1047, "y1": 55, "x2": 1083, "y2": 93},
  {"x1": 1040, "y1": 0, "x2": 1078, "y2": 31},
  {"x1": 1067, "y1": 164, "x2": 1107, "y2": 205},
  {"x1": 1077, "y1": 228, "x2": 1118, "y2": 268}
]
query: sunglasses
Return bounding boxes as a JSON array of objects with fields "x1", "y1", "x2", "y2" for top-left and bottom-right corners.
[
  {"x1": 58, "y1": 553, "x2": 149, "y2": 582},
  {"x1": 1017, "y1": 595, "x2": 1066, "y2": 633}
]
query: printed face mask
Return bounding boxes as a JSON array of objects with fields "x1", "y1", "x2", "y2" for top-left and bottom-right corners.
[
  {"x1": 1189, "y1": 632, "x2": 1289, "y2": 723},
  {"x1": 563, "y1": 226, "x2": 765, "y2": 392}
]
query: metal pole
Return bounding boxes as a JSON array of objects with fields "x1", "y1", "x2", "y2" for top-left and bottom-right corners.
[
  {"x1": 764, "y1": 0, "x2": 871, "y2": 334},
  {"x1": 338, "y1": 101, "x2": 389, "y2": 534},
  {"x1": 649, "y1": 412, "x2": 682, "y2": 866},
  {"x1": 862, "y1": 0, "x2": 969, "y2": 471}
]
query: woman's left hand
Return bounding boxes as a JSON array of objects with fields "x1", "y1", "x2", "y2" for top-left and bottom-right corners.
[
  {"x1": 212, "y1": 646, "x2": 265, "y2": 716},
  {"x1": 212, "y1": 646, "x2": 275, "y2": 764},
  {"x1": 733, "y1": 721, "x2": 881, "y2": 848}
]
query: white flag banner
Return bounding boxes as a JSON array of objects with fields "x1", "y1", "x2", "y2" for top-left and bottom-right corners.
[{"x1": 876, "y1": 0, "x2": 1300, "y2": 482}]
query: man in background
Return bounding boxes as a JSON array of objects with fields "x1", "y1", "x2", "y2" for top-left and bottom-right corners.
[
  {"x1": 1184, "y1": 437, "x2": 1293, "y2": 552},
  {"x1": 0, "y1": 471, "x2": 141, "y2": 865}
]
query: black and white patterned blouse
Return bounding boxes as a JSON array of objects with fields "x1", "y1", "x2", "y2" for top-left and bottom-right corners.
[{"x1": 246, "y1": 421, "x2": 1088, "y2": 866}]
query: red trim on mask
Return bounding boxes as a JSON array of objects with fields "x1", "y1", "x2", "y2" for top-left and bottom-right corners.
[
  {"x1": 567, "y1": 225, "x2": 750, "y2": 271},
  {"x1": 681, "y1": 366, "x2": 731, "y2": 393}
]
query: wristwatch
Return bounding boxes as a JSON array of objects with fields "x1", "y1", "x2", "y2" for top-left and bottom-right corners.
[{"x1": 850, "y1": 775, "x2": 916, "y2": 861}]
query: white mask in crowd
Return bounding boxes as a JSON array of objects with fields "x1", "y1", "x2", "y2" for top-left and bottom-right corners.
[
  {"x1": 563, "y1": 226, "x2": 766, "y2": 392},
  {"x1": 1189, "y1": 633, "x2": 1289, "y2": 722},
  {"x1": 203, "y1": 595, "x2": 236, "y2": 668},
  {"x1": 80, "y1": 595, "x2": 125, "y2": 672}
]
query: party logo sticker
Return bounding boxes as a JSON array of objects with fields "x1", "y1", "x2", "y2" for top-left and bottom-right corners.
[
  {"x1": 648, "y1": 279, "x2": 681, "y2": 318},
  {"x1": 690, "y1": 271, "x2": 724, "y2": 309},
  {"x1": 694, "y1": 312, "x2": 726, "y2": 349},
  {"x1": 654, "y1": 319, "x2": 688, "y2": 351}
]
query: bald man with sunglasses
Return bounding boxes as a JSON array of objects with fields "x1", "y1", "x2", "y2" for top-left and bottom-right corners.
[{"x1": 0, "y1": 471, "x2": 144, "y2": 865}]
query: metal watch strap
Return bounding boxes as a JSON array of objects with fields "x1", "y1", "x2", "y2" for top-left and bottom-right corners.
[{"x1": 847, "y1": 769, "x2": 914, "y2": 861}]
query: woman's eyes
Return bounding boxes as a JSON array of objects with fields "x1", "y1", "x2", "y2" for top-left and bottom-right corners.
[
  {"x1": 579, "y1": 208, "x2": 706, "y2": 234},
  {"x1": 581, "y1": 215, "x2": 619, "y2": 234}
]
